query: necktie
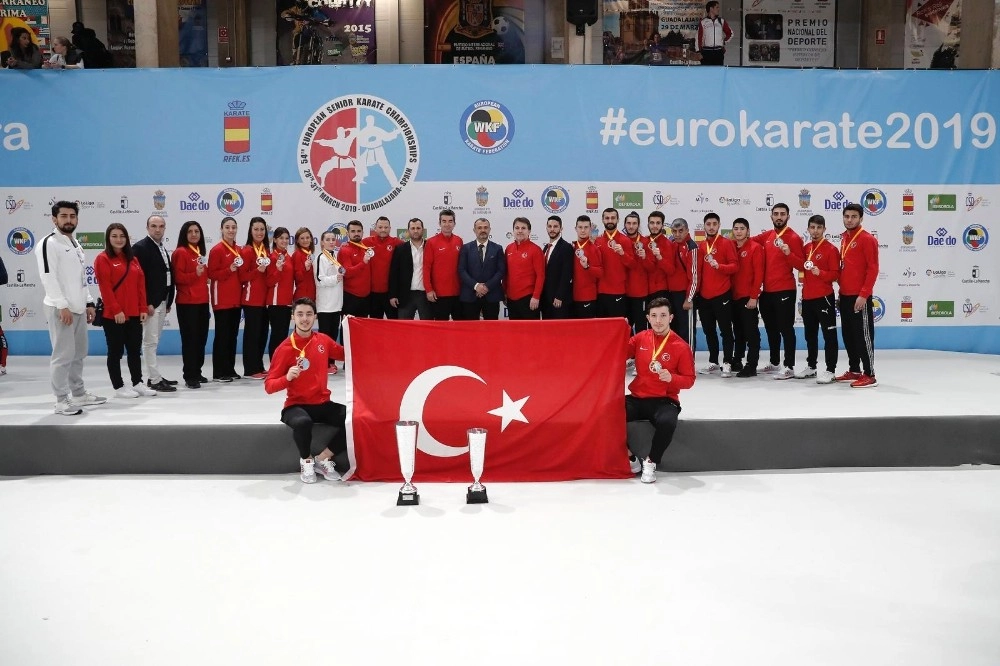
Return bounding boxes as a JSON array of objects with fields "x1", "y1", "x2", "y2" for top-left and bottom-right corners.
[
  {"x1": 544, "y1": 243, "x2": 552, "y2": 261},
  {"x1": 479, "y1": 244, "x2": 485, "y2": 263}
]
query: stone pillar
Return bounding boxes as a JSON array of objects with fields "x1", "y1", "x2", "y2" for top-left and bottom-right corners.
[
  {"x1": 134, "y1": 0, "x2": 179, "y2": 68},
  {"x1": 961, "y1": 0, "x2": 995, "y2": 68}
]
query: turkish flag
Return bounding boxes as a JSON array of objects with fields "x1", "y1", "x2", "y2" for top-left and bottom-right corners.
[{"x1": 344, "y1": 318, "x2": 633, "y2": 482}]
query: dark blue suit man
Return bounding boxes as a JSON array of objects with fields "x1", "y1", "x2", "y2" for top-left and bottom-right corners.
[{"x1": 458, "y1": 217, "x2": 506, "y2": 320}]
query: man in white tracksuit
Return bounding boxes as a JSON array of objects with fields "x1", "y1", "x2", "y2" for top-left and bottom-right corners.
[{"x1": 35, "y1": 200, "x2": 107, "y2": 415}]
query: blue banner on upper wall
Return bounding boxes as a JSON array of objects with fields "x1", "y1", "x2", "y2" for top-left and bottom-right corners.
[
  {"x1": 1, "y1": 66, "x2": 998, "y2": 354},
  {"x1": 1, "y1": 66, "x2": 998, "y2": 186}
]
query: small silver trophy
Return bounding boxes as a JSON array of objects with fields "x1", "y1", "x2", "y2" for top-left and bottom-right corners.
[
  {"x1": 395, "y1": 420, "x2": 419, "y2": 506},
  {"x1": 466, "y1": 427, "x2": 489, "y2": 504}
]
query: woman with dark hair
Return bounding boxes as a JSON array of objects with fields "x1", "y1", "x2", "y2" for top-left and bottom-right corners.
[
  {"x1": 240, "y1": 217, "x2": 271, "y2": 379},
  {"x1": 6, "y1": 28, "x2": 42, "y2": 69},
  {"x1": 172, "y1": 220, "x2": 211, "y2": 389},
  {"x1": 207, "y1": 216, "x2": 243, "y2": 382},
  {"x1": 291, "y1": 227, "x2": 317, "y2": 302},
  {"x1": 265, "y1": 227, "x2": 295, "y2": 360},
  {"x1": 94, "y1": 223, "x2": 154, "y2": 398},
  {"x1": 43, "y1": 36, "x2": 84, "y2": 69}
]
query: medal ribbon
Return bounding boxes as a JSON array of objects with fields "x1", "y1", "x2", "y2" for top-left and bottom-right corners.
[
  {"x1": 188, "y1": 244, "x2": 201, "y2": 257},
  {"x1": 288, "y1": 333, "x2": 313, "y2": 364},
  {"x1": 705, "y1": 234, "x2": 720, "y2": 256},
  {"x1": 349, "y1": 241, "x2": 371, "y2": 252},
  {"x1": 575, "y1": 240, "x2": 590, "y2": 251},
  {"x1": 651, "y1": 330, "x2": 671, "y2": 364},
  {"x1": 253, "y1": 243, "x2": 267, "y2": 259},
  {"x1": 221, "y1": 240, "x2": 241, "y2": 257},
  {"x1": 604, "y1": 230, "x2": 619, "y2": 244},
  {"x1": 840, "y1": 227, "x2": 864, "y2": 262},
  {"x1": 806, "y1": 238, "x2": 825, "y2": 263},
  {"x1": 774, "y1": 226, "x2": 789, "y2": 241},
  {"x1": 322, "y1": 249, "x2": 340, "y2": 267}
]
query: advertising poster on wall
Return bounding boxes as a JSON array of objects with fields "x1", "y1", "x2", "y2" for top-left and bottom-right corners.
[
  {"x1": 425, "y1": 0, "x2": 524, "y2": 64},
  {"x1": 602, "y1": 0, "x2": 702, "y2": 65},
  {"x1": 0, "y1": 1, "x2": 50, "y2": 58},
  {"x1": 905, "y1": 0, "x2": 962, "y2": 69},
  {"x1": 276, "y1": 0, "x2": 377, "y2": 65},
  {"x1": 741, "y1": 0, "x2": 836, "y2": 67},
  {"x1": 106, "y1": 0, "x2": 135, "y2": 67},
  {"x1": 179, "y1": 0, "x2": 209, "y2": 67}
]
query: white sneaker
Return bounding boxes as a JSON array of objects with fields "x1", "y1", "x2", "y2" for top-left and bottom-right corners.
[
  {"x1": 699, "y1": 362, "x2": 720, "y2": 375},
  {"x1": 816, "y1": 370, "x2": 836, "y2": 384},
  {"x1": 133, "y1": 382, "x2": 157, "y2": 396},
  {"x1": 315, "y1": 458, "x2": 341, "y2": 481},
  {"x1": 71, "y1": 392, "x2": 107, "y2": 406},
  {"x1": 54, "y1": 399, "x2": 83, "y2": 416},
  {"x1": 629, "y1": 455, "x2": 641, "y2": 474},
  {"x1": 115, "y1": 386, "x2": 139, "y2": 398},
  {"x1": 760, "y1": 363, "x2": 781, "y2": 373},
  {"x1": 773, "y1": 367, "x2": 794, "y2": 380},
  {"x1": 299, "y1": 458, "x2": 317, "y2": 484},
  {"x1": 640, "y1": 459, "x2": 657, "y2": 483},
  {"x1": 720, "y1": 363, "x2": 733, "y2": 378},
  {"x1": 0, "y1": 365, "x2": 6, "y2": 375},
  {"x1": 794, "y1": 367, "x2": 817, "y2": 379}
]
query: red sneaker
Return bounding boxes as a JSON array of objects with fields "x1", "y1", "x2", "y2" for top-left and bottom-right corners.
[
  {"x1": 249, "y1": 371, "x2": 268, "y2": 380},
  {"x1": 850, "y1": 374, "x2": 878, "y2": 388},
  {"x1": 836, "y1": 371, "x2": 862, "y2": 382}
]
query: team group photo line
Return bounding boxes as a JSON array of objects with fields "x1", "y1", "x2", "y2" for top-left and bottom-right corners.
[{"x1": 26, "y1": 198, "x2": 879, "y2": 483}]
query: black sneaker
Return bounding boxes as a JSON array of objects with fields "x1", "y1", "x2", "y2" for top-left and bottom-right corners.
[
  {"x1": 228, "y1": 374, "x2": 242, "y2": 380},
  {"x1": 731, "y1": 359, "x2": 745, "y2": 372},
  {"x1": 198, "y1": 375, "x2": 209, "y2": 383},
  {"x1": 736, "y1": 366, "x2": 757, "y2": 378},
  {"x1": 185, "y1": 380, "x2": 201, "y2": 389},
  {"x1": 163, "y1": 378, "x2": 179, "y2": 386},
  {"x1": 148, "y1": 379, "x2": 177, "y2": 393},
  {"x1": 214, "y1": 376, "x2": 233, "y2": 383}
]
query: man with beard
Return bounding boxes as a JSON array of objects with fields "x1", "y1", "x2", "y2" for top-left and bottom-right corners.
[
  {"x1": 594, "y1": 208, "x2": 636, "y2": 319},
  {"x1": 540, "y1": 215, "x2": 574, "y2": 319}
]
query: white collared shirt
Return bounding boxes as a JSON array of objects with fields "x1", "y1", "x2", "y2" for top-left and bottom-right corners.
[{"x1": 410, "y1": 240, "x2": 425, "y2": 291}]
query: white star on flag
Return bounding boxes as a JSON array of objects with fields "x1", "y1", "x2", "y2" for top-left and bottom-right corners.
[{"x1": 487, "y1": 391, "x2": 529, "y2": 432}]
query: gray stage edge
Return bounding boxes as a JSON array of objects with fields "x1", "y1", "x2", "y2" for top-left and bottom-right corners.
[{"x1": 2, "y1": 416, "x2": 999, "y2": 476}]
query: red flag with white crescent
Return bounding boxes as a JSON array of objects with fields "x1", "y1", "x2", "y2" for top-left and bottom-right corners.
[{"x1": 344, "y1": 318, "x2": 632, "y2": 482}]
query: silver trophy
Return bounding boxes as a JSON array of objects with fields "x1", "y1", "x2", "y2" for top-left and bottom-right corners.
[
  {"x1": 395, "y1": 420, "x2": 420, "y2": 506},
  {"x1": 466, "y1": 428, "x2": 488, "y2": 504}
]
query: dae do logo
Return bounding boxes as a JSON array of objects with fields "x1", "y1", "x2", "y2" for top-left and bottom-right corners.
[
  {"x1": 460, "y1": 100, "x2": 514, "y2": 155},
  {"x1": 299, "y1": 95, "x2": 419, "y2": 213}
]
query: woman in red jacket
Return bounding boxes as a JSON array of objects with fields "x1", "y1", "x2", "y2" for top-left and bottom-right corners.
[
  {"x1": 240, "y1": 217, "x2": 271, "y2": 379},
  {"x1": 291, "y1": 227, "x2": 317, "y2": 302},
  {"x1": 208, "y1": 216, "x2": 242, "y2": 382},
  {"x1": 94, "y1": 223, "x2": 153, "y2": 398},
  {"x1": 266, "y1": 227, "x2": 296, "y2": 361},
  {"x1": 172, "y1": 221, "x2": 211, "y2": 389}
]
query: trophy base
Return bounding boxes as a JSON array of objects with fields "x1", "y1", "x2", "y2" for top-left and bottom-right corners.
[
  {"x1": 466, "y1": 486, "x2": 489, "y2": 504},
  {"x1": 397, "y1": 491, "x2": 420, "y2": 506}
]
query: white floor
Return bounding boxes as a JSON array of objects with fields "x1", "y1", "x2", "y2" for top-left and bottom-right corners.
[
  {"x1": 1, "y1": 350, "x2": 999, "y2": 425},
  {"x1": 0, "y1": 468, "x2": 998, "y2": 665}
]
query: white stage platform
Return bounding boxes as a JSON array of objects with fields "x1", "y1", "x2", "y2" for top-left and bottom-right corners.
[{"x1": 1, "y1": 350, "x2": 998, "y2": 425}]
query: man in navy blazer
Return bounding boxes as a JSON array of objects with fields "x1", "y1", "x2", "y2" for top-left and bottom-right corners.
[
  {"x1": 132, "y1": 215, "x2": 177, "y2": 392},
  {"x1": 540, "y1": 215, "x2": 574, "y2": 319},
  {"x1": 458, "y1": 217, "x2": 506, "y2": 320}
]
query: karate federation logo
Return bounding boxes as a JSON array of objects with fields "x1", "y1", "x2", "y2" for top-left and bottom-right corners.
[
  {"x1": 872, "y1": 296, "x2": 886, "y2": 323},
  {"x1": 860, "y1": 188, "x2": 887, "y2": 216},
  {"x1": 540, "y1": 186, "x2": 569, "y2": 214},
  {"x1": 963, "y1": 224, "x2": 988, "y2": 251},
  {"x1": 7, "y1": 227, "x2": 34, "y2": 255},
  {"x1": 460, "y1": 100, "x2": 514, "y2": 155},
  {"x1": 217, "y1": 188, "x2": 245, "y2": 215},
  {"x1": 299, "y1": 95, "x2": 419, "y2": 214}
]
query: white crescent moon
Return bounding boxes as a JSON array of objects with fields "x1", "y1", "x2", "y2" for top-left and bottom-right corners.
[{"x1": 399, "y1": 365, "x2": 485, "y2": 458}]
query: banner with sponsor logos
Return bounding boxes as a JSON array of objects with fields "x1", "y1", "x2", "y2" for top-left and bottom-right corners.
[
  {"x1": 905, "y1": 0, "x2": 961, "y2": 69},
  {"x1": 741, "y1": 0, "x2": 837, "y2": 67},
  {"x1": 1, "y1": 66, "x2": 998, "y2": 355},
  {"x1": 424, "y1": 0, "x2": 524, "y2": 64},
  {"x1": 277, "y1": 0, "x2": 376, "y2": 65},
  {"x1": 0, "y1": 1, "x2": 50, "y2": 57},
  {"x1": 602, "y1": 0, "x2": 702, "y2": 65}
]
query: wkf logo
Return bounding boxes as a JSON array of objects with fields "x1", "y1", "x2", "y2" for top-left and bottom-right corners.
[{"x1": 7, "y1": 227, "x2": 34, "y2": 255}]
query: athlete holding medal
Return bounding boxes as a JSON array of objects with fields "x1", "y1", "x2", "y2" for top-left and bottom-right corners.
[
  {"x1": 625, "y1": 297, "x2": 696, "y2": 483},
  {"x1": 792, "y1": 214, "x2": 841, "y2": 384},
  {"x1": 265, "y1": 298, "x2": 347, "y2": 484}
]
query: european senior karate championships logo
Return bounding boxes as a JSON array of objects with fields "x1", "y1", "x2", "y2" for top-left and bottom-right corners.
[{"x1": 298, "y1": 95, "x2": 419, "y2": 213}]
